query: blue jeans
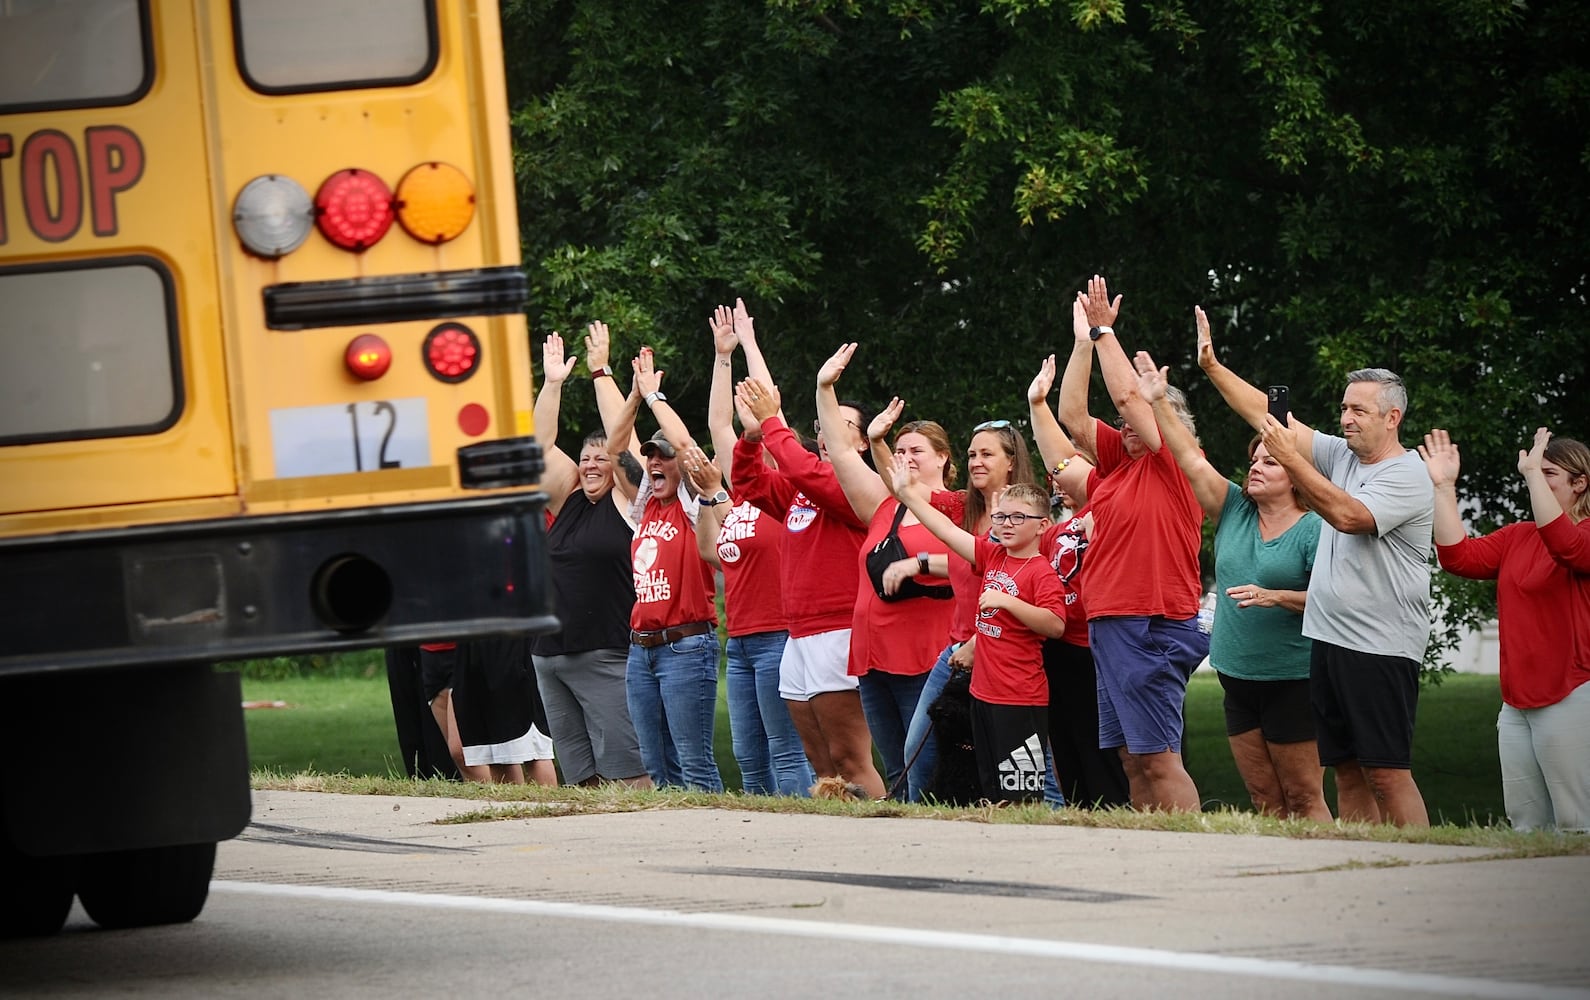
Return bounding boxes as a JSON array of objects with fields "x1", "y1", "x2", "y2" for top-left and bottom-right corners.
[
  {"x1": 726, "y1": 631, "x2": 814, "y2": 796},
  {"x1": 903, "y1": 643, "x2": 958, "y2": 803},
  {"x1": 1043, "y1": 747, "x2": 1066, "y2": 808},
  {"x1": 860, "y1": 669, "x2": 932, "y2": 800},
  {"x1": 626, "y1": 633, "x2": 724, "y2": 791}
]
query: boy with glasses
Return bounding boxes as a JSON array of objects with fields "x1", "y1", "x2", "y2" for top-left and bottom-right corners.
[{"x1": 892, "y1": 461, "x2": 1067, "y2": 803}]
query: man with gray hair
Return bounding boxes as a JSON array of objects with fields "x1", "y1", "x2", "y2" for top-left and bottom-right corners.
[{"x1": 1196, "y1": 308, "x2": 1433, "y2": 827}]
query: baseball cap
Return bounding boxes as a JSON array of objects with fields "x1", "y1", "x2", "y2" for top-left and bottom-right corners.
[{"x1": 639, "y1": 429, "x2": 676, "y2": 458}]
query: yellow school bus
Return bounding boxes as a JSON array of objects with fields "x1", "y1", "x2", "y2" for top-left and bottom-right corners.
[{"x1": 0, "y1": 0, "x2": 552, "y2": 934}]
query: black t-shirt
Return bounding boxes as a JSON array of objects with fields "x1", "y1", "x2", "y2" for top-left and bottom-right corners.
[{"x1": 531, "y1": 489, "x2": 637, "y2": 656}]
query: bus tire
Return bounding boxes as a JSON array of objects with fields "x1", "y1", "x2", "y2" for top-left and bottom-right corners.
[
  {"x1": 0, "y1": 847, "x2": 74, "y2": 938},
  {"x1": 77, "y1": 842, "x2": 216, "y2": 930}
]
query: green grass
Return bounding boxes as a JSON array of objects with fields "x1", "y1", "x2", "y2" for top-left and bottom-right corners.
[
  {"x1": 244, "y1": 669, "x2": 1507, "y2": 826},
  {"x1": 243, "y1": 676, "x2": 405, "y2": 778}
]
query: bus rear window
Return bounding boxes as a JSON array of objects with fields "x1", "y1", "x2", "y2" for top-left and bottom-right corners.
[
  {"x1": 0, "y1": 259, "x2": 181, "y2": 446},
  {"x1": 234, "y1": 0, "x2": 436, "y2": 94},
  {"x1": 0, "y1": 0, "x2": 149, "y2": 113}
]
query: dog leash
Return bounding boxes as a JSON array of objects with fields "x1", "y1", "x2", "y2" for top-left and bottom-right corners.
[
  {"x1": 886, "y1": 718, "x2": 936, "y2": 801},
  {"x1": 886, "y1": 664, "x2": 974, "y2": 800}
]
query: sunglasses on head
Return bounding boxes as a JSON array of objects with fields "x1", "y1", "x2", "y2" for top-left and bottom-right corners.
[{"x1": 973, "y1": 419, "x2": 1012, "y2": 432}]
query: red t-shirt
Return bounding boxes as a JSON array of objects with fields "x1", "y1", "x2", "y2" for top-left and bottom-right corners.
[
  {"x1": 970, "y1": 536, "x2": 1066, "y2": 706},
  {"x1": 1083, "y1": 420, "x2": 1204, "y2": 619},
  {"x1": 630, "y1": 495, "x2": 718, "y2": 632},
  {"x1": 1041, "y1": 505, "x2": 1092, "y2": 647},
  {"x1": 1436, "y1": 516, "x2": 1590, "y2": 709},
  {"x1": 848, "y1": 499, "x2": 955, "y2": 676},
  {"x1": 733, "y1": 422, "x2": 867, "y2": 638},
  {"x1": 716, "y1": 498, "x2": 786, "y2": 637}
]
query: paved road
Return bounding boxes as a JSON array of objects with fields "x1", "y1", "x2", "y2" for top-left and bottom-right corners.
[{"x1": 4, "y1": 791, "x2": 1588, "y2": 998}]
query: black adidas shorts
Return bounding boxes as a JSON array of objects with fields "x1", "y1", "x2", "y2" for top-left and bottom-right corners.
[{"x1": 971, "y1": 698, "x2": 1050, "y2": 804}]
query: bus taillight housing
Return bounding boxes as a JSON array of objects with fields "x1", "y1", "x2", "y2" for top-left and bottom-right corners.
[{"x1": 314, "y1": 169, "x2": 394, "y2": 251}]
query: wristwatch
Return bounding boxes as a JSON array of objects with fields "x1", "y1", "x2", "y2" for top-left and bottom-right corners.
[
  {"x1": 590, "y1": 365, "x2": 613, "y2": 380},
  {"x1": 1088, "y1": 325, "x2": 1114, "y2": 342},
  {"x1": 704, "y1": 489, "x2": 730, "y2": 507},
  {"x1": 643, "y1": 390, "x2": 668, "y2": 406},
  {"x1": 916, "y1": 552, "x2": 931, "y2": 574}
]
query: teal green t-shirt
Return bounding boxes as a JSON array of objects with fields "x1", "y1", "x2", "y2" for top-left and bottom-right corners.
[{"x1": 1208, "y1": 482, "x2": 1321, "y2": 681}]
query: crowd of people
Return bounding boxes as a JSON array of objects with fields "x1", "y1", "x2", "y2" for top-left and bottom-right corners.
[{"x1": 411, "y1": 276, "x2": 1590, "y2": 833}]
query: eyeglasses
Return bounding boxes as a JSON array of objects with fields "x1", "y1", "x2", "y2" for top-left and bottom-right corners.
[
  {"x1": 990, "y1": 511, "x2": 1036, "y2": 525},
  {"x1": 973, "y1": 419, "x2": 1012, "y2": 432},
  {"x1": 813, "y1": 418, "x2": 861, "y2": 435}
]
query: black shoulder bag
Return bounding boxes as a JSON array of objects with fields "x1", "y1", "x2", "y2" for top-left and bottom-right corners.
[{"x1": 865, "y1": 502, "x2": 953, "y2": 603}]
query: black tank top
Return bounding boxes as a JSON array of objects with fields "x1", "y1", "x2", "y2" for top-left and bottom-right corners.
[{"x1": 532, "y1": 489, "x2": 637, "y2": 656}]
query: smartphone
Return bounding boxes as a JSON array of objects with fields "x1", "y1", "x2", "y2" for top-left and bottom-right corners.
[{"x1": 1267, "y1": 385, "x2": 1290, "y2": 425}]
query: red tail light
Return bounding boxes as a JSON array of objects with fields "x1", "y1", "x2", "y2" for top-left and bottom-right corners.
[
  {"x1": 315, "y1": 168, "x2": 394, "y2": 251},
  {"x1": 422, "y1": 323, "x2": 480, "y2": 383}
]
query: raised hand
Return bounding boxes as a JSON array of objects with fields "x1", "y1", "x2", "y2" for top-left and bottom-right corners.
[
  {"x1": 584, "y1": 320, "x2": 612, "y2": 372},
  {"x1": 541, "y1": 332, "x2": 578, "y2": 384},
  {"x1": 732, "y1": 393, "x2": 763, "y2": 442},
  {"x1": 1080, "y1": 274, "x2": 1122, "y2": 328},
  {"x1": 1133, "y1": 350, "x2": 1169, "y2": 404},
  {"x1": 1071, "y1": 295, "x2": 1093, "y2": 344},
  {"x1": 737, "y1": 377, "x2": 782, "y2": 423},
  {"x1": 889, "y1": 451, "x2": 920, "y2": 494},
  {"x1": 732, "y1": 297, "x2": 756, "y2": 345},
  {"x1": 818, "y1": 343, "x2": 857, "y2": 389},
  {"x1": 1028, "y1": 355, "x2": 1057, "y2": 404},
  {"x1": 632, "y1": 347, "x2": 662, "y2": 398},
  {"x1": 869, "y1": 397, "x2": 904, "y2": 442},
  {"x1": 1518, "y1": 426, "x2": 1551, "y2": 477},
  {"x1": 1259, "y1": 415, "x2": 1298, "y2": 466},
  {"x1": 680, "y1": 444, "x2": 724, "y2": 495},
  {"x1": 1194, "y1": 306, "x2": 1216, "y2": 370},
  {"x1": 710, "y1": 304, "x2": 738, "y2": 355},
  {"x1": 1418, "y1": 429, "x2": 1462, "y2": 488}
]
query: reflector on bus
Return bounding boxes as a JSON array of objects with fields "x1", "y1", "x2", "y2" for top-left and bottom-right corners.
[
  {"x1": 394, "y1": 162, "x2": 475, "y2": 244},
  {"x1": 233, "y1": 175, "x2": 314, "y2": 258}
]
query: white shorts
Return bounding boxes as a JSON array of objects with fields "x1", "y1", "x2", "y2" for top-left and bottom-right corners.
[
  {"x1": 462, "y1": 723, "x2": 555, "y2": 766},
  {"x1": 778, "y1": 628, "x2": 857, "y2": 701}
]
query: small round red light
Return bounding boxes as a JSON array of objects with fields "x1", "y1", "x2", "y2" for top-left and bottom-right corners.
[
  {"x1": 315, "y1": 168, "x2": 394, "y2": 251},
  {"x1": 422, "y1": 322, "x2": 481, "y2": 383},
  {"x1": 458, "y1": 403, "x2": 490, "y2": 437},
  {"x1": 345, "y1": 333, "x2": 392, "y2": 380}
]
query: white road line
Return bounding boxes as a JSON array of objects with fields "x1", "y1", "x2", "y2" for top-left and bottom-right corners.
[{"x1": 212, "y1": 880, "x2": 1585, "y2": 1000}]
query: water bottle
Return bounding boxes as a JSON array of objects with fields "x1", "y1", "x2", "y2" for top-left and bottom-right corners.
[{"x1": 1197, "y1": 591, "x2": 1217, "y2": 634}]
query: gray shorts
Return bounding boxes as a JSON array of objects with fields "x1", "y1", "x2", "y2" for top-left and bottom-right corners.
[{"x1": 532, "y1": 648, "x2": 646, "y2": 784}]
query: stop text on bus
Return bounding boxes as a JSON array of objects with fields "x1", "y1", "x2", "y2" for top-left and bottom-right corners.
[{"x1": 0, "y1": 126, "x2": 144, "y2": 245}]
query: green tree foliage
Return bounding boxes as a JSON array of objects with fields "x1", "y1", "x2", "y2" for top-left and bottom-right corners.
[{"x1": 503, "y1": 0, "x2": 1588, "y2": 669}]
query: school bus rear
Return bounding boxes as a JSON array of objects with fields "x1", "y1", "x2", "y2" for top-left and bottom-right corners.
[{"x1": 0, "y1": 0, "x2": 552, "y2": 935}]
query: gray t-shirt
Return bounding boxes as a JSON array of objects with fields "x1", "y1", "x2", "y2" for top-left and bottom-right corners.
[{"x1": 1301, "y1": 433, "x2": 1434, "y2": 662}]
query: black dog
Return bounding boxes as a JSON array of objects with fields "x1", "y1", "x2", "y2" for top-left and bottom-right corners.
[{"x1": 924, "y1": 668, "x2": 982, "y2": 806}]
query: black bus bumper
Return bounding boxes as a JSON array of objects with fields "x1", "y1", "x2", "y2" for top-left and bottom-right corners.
[{"x1": 0, "y1": 492, "x2": 557, "y2": 676}]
